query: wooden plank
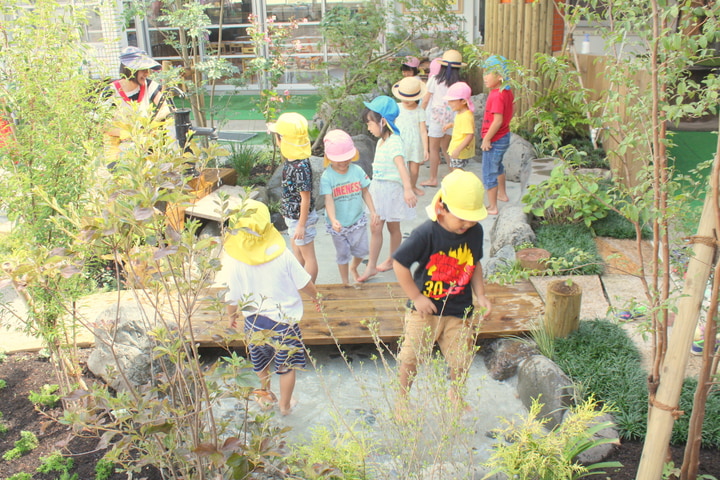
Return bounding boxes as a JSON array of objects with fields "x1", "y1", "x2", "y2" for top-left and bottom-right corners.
[{"x1": 193, "y1": 281, "x2": 544, "y2": 346}]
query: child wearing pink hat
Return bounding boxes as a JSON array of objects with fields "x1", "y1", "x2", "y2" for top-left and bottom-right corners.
[
  {"x1": 401, "y1": 55, "x2": 421, "y2": 78},
  {"x1": 319, "y1": 130, "x2": 379, "y2": 284},
  {"x1": 442, "y1": 81, "x2": 476, "y2": 171}
]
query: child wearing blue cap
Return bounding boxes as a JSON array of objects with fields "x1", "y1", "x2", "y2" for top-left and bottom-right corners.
[
  {"x1": 481, "y1": 55, "x2": 514, "y2": 215},
  {"x1": 357, "y1": 96, "x2": 417, "y2": 282}
]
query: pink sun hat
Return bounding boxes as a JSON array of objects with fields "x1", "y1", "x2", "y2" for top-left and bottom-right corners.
[
  {"x1": 324, "y1": 129, "x2": 359, "y2": 166},
  {"x1": 403, "y1": 56, "x2": 420, "y2": 68},
  {"x1": 443, "y1": 82, "x2": 475, "y2": 112},
  {"x1": 428, "y1": 58, "x2": 442, "y2": 77}
]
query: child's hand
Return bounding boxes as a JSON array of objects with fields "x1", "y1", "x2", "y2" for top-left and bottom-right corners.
[
  {"x1": 475, "y1": 294, "x2": 492, "y2": 317},
  {"x1": 442, "y1": 123, "x2": 452, "y2": 132},
  {"x1": 423, "y1": 150, "x2": 429, "y2": 162},
  {"x1": 413, "y1": 295, "x2": 437, "y2": 316},
  {"x1": 294, "y1": 224, "x2": 306, "y2": 241},
  {"x1": 332, "y1": 219, "x2": 342, "y2": 232},
  {"x1": 370, "y1": 212, "x2": 380, "y2": 226},
  {"x1": 312, "y1": 294, "x2": 323, "y2": 313},
  {"x1": 481, "y1": 138, "x2": 492, "y2": 151},
  {"x1": 404, "y1": 189, "x2": 417, "y2": 208}
]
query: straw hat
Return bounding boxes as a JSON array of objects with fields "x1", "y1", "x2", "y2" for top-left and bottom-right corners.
[
  {"x1": 427, "y1": 170, "x2": 487, "y2": 222},
  {"x1": 438, "y1": 49, "x2": 467, "y2": 68},
  {"x1": 392, "y1": 76, "x2": 428, "y2": 102},
  {"x1": 224, "y1": 199, "x2": 286, "y2": 265},
  {"x1": 119, "y1": 46, "x2": 160, "y2": 71}
]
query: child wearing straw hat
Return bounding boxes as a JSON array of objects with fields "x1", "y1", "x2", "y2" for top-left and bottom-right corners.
[
  {"x1": 267, "y1": 112, "x2": 319, "y2": 282},
  {"x1": 357, "y1": 96, "x2": 417, "y2": 282},
  {"x1": 442, "y1": 81, "x2": 476, "y2": 171},
  {"x1": 319, "y1": 130, "x2": 379, "y2": 284},
  {"x1": 392, "y1": 170, "x2": 492, "y2": 414},
  {"x1": 224, "y1": 198, "x2": 321, "y2": 416},
  {"x1": 393, "y1": 76, "x2": 429, "y2": 197},
  {"x1": 420, "y1": 49, "x2": 466, "y2": 187}
]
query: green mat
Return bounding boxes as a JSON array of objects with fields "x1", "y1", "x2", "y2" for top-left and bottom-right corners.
[
  {"x1": 669, "y1": 130, "x2": 718, "y2": 206},
  {"x1": 176, "y1": 94, "x2": 320, "y2": 121}
]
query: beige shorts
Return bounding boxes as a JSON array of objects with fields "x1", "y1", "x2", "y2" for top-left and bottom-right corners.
[{"x1": 397, "y1": 309, "x2": 481, "y2": 371}]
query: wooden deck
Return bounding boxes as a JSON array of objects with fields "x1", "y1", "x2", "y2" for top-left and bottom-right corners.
[{"x1": 192, "y1": 280, "x2": 544, "y2": 347}]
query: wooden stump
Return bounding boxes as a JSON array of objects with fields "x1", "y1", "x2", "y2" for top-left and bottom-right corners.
[
  {"x1": 517, "y1": 248, "x2": 551, "y2": 271},
  {"x1": 544, "y1": 279, "x2": 582, "y2": 338}
]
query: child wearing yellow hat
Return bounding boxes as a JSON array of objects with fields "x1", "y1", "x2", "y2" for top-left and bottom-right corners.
[
  {"x1": 267, "y1": 112, "x2": 319, "y2": 282},
  {"x1": 392, "y1": 170, "x2": 492, "y2": 415},
  {"x1": 224, "y1": 199, "x2": 320, "y2": 415}
]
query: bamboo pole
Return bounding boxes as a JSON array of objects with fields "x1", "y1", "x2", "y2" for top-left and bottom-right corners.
[
  {"x1": 544, "y1": 280, "x2": 582, "y2": 338},
  {"x1": 636, "y1": 187, "x2": 718, "y2": 479}
]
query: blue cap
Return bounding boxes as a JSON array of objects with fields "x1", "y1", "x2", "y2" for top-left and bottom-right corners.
[
  {"x1": 363, "y1": 96, "x2": 400, "y2": 135},
  {"x1": 483, "y1": 55, "x2": 510, "y2": 90}
]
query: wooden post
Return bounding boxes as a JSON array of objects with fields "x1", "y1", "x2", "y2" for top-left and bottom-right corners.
[{"x1": 544, "y1": 279, "x2": 582, "y2": 337}]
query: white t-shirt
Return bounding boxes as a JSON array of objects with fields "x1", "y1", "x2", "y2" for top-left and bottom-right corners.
[{"x1": 223, "y1": 249, "x2": 311, "y2": 324}]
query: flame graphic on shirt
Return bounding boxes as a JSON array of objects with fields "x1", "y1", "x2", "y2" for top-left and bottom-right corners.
[{"x1": 425, "y1": 244, "x2": 476, "y2": 299}]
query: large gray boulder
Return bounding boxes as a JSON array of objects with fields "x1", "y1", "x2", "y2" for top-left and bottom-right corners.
[
  {"x1": 266, "y1": 155, "x2": 327, "y2": 211},
  {"x1": 516, "y1": 355, "x2": 577, "y2": 430},
  {"x1": 352, "y1": 133, "x2": 376, "y2": 179},
  {"x1": 484, "y1": 338, "x2": 539, "y2": 381},
  {"x1": 503, "y1": 133, "x2": 535, "y2": 194},
  {"x1": 562, "y1": 410, "x2": 620, "y2": 465},
  {"x1": 489, "y1": 205, "x2": 535, "y2": 256},
  {"x1": 87, "y1": 304, "x2": 176, "y2": 392},
  {"x1": 482, "y1": 244, "x2": 516, "y2": 279}
]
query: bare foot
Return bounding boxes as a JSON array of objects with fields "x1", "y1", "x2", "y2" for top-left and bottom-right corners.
[
  {"x1": 412, "y1": 187, "x2": 426, "y2": 196},
  {"x1": 280, "y1": 397, "x2": 298, "y2": 416},
  {"x1": 377, "y1": 259, "x2": 394, "y2": 272},
  {"x1": 252, "y1": 389, "x2": 277, "y2": 411},
  {"x1": 486, "y1": 206, "x2": 499, "y2": 215},
  {"x1": 350, "y1": 265, "x2": 360, "y2": 282},
  {"x1": 498, "y1": 194, "x2": 510, "y2": 202},
  {"x1": 357, "y1": 267, "x2": 378, "y2": 283},
  {"x1": 420, "y1": 179, "x2": 438, "y2": 187}
]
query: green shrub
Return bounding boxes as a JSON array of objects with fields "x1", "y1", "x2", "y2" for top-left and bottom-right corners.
[
  {"x1": 535, "y1": 224, "x2": 603, "y2": 275},
  {"x1": 591, "y1": 209, "x2": 652, "y2": 240},
  {"x1": 673, "y1": 377, "x2": 720, "y2": 448},
  {"x1": 7, "y1": 473, "x2": 32, "y2": 480},
  {"x1": 28, "y1": 384, "x2": 61, "y2": 408},
  {"x1": 37, "y1": 452, "x2": 74, "y2": 475},
  {"x1": 567, "y1": 137, "x2": 609, "y2": 169},
  {"x1": 523, "y1": 165, "x2": 610, "y2": 227},
  {"x1": 0, "y1": 379, "x2": 6, "y2": 389},
  {"x1": 2, "y1": 431, "x2": 39, "y2": 461},
  {"x1": 227, "y1": 143, "x2": 263, "y2": 184},
  {"x1": 94, "y1": 457, "x2": 116, "y2": 480}
]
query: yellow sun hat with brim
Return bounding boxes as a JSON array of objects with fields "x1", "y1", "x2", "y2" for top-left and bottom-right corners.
[
  {"x1": 224, "y1": 199, "x2": 286, "y2": 265},
  {"x1": 426, "y1": 170, "x2": 487, "y2": 222},
  {"x1": 266, "y1": 112, "x2": 311, "y2": 160}
]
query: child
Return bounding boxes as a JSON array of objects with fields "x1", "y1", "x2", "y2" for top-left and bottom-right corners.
[
  {"x1": 392, "y1": 76, "x2": 429, "y2": 196},
  {"x1": 319, "y1": 129, "x2": 379, "y2": 285},
  {"x1": 401, "y1": 56, "x2": 421, "y2": 78},
  {"x1": 223, "y1": 198, "x2": 321, "y2": 415},
  {"x1": 442, "y1": 81, "x2": 475, "y2": 171},
  {"x1": 420, "y1": 49, "x2": 465, "y2": 187},
  {"x1": 268, "y1": 112, "x2": 319, "y2": 282},
  {"x1": 392, "y1": 170, "x2": 492, "y2": 413},
  {"x1": 481, "y1": 55, "x2": 514, "y2": 215},
  {"x1": 357, "y1": 96, "x2": 417, "y2": 283}
]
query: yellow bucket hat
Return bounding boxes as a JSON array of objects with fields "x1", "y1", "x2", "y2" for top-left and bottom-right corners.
[
  {"x1": 426, "y1": 170, "x2": 488, "y2": 222},
  {"x1": 267, "y1": 112, "x2": 312, "y2": 160},
  {"x1": 224, "y1": 199, "x2": 286, "y2": 265}
]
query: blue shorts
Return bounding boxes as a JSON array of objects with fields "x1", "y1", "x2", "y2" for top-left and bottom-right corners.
[
  {"x1": 244, "y1": 314, "x2": 306, "y2": 374},
  {"x1": 327, "y1": 214, "x2": 369, "y2": 264},
  {"x1": 481, "y1": 133, "x2": 510, "y2": 190},
  {"x1": 284, "y1": 209, "x2": 319, "y2": 246}
]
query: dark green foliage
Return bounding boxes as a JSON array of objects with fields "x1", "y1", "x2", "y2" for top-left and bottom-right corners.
[
  {"x1": 567, "y1": 137, "x2": 609, "y2": 169},
  {"x1": 591, "y1": 210, "x2": 652, "y2": 240},
  {"x1": 553, "y1": 319, "x2": 649, "y2": 440},
  {"x1": 672, "y1": 377, "x2": 720, "y2": 448},
  {"x1": 535, "y1": 224, "x2": 604, "y2": 275}
]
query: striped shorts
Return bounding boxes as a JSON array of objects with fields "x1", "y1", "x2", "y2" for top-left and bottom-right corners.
[{"x1": 244, "y1": 314, "x2": 306, "y2": 374}]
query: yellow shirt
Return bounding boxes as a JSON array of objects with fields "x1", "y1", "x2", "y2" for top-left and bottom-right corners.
[{"x1": 448, "y1": 109, "x2": 475, "y2": 160}]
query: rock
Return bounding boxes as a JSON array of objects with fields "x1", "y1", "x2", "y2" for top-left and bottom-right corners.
[
  {"x1": 352, "y1": 133, "x2": 376, "y2": 178},
  {"x1": 516, "y1": 355, "x2": 577, "y2": 430},
  {"x1": 266, "y1": 156, "x2": 327, "y2": 211},
  {"x1": 417, "y1": 462, "x2": 489, "y2": 480},
  {"x1": 503, "y1": 133, "x2": 535, "y2": 194},
  {"x1": 484, "y1": 338, "x2": 539, "y2": 381},
  {"x1": 87, "y1": 304, "x2": 177, "y2": 392},
  {"x1": 250, "y1": 186, "x2": 269, "y2": 205},
  {"x1": 489, "y1": 205, "x2": 535, "y2": 256},
  {"x1": 482, "y1": 244, "x2": 516, "y2": 279},
  {"x1": 562, "y1": 411, "x2": 619, "y2": 465}
]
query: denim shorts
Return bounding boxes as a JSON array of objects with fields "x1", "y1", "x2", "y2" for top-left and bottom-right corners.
[
  {"x1": 481, "y1": 133, "x2": 510, "y2": 190},
  {"x1": 284, "y1": 209, "x2": 319, "y2": 246}
]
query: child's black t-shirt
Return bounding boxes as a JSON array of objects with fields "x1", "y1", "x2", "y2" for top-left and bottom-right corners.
[{"x1": 393, "y1": 220, "x2": 484, "y2": 317}]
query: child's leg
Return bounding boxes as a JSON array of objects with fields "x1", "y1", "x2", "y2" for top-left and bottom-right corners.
[
  {"x1": 296, "y1": 241, "x2": 318, "y2": 283},
  {"x1": 278, "y1": 369, "x2": 297, "y2": 415},
  {"x1": 409, "y1": 162, "x2": 424, "y2": 196},
  {"x1": 357, "y1": 219, "x2": 385, "y2": 282},
  {"x1": 497, "y1": 173, "x2": 509, "y2": 202},
  {"x1": 337, "y1": 262, "x2": 350, "y2": 285},
  {"x1": 349, "y1": 256, "x2": 363, "y2": 283},
  {"x1": 257, "y1": 364, "x2": 271, "y2": 392},
  {"x1": 421, "y1": 136, "x2": 442, "y2": 187},
  {"x1": 377, "y1": 221, "x2": 401, "y2": 271},
  {"x1": 440, "y1": 134, "x2": 452, "y2": 167}
]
